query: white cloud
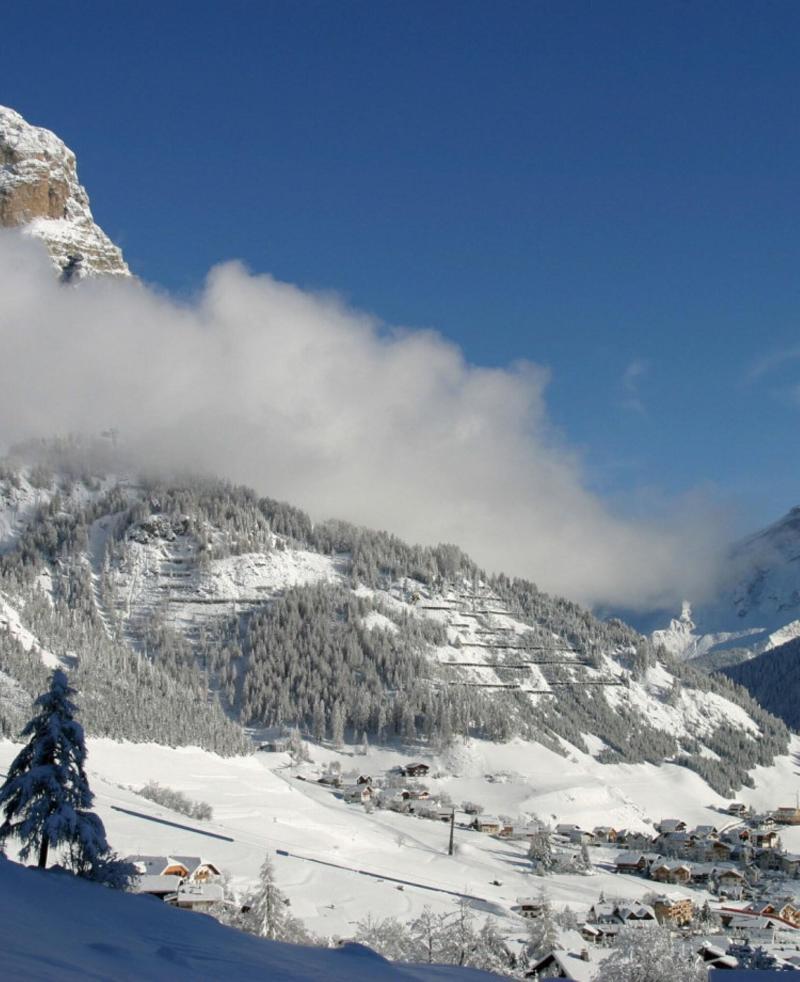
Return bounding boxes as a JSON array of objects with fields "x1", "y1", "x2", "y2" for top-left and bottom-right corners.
[{"x1": 0, "y1": 232, "x2": 726, "y2": 610}]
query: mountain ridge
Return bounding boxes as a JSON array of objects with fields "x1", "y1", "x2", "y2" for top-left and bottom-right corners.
[
  {"x1": 0, "y1": 438, "x2": 788, "y2": 797},
  {"x1": 0, "y1": 105, "x2": 129, "y2": 279}
]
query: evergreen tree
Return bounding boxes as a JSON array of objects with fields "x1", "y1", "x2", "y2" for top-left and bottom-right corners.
[
  {"x1": 241, "y1": 853, "x2": 310, "y2": 943},
  {"x1": 0, "y1": 668, "x2": 111, "y2": 873},
  {"x1": 528, "y1": 825, "x2": 554, "y2": 874},
  {"x1": 526, "y1": 889, "x2": 559, "y2": 960}
]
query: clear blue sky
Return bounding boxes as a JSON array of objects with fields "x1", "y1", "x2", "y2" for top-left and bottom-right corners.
[{"x1": 3, "y1": 1, "x2": 797, "y2": 530}]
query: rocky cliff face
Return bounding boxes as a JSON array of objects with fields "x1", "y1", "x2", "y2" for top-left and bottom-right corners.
[{"x1": 0, "y1": 105, "x2": 129, "y2": 279}]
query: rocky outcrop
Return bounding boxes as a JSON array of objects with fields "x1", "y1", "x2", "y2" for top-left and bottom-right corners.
[{"x1": 0, "y1": 105, "x2": 129, "y2": 279}]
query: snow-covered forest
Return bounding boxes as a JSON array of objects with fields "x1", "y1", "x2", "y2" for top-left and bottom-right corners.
[{"x1": 0, "y1": 439, "x2": 790, "y2": 794}]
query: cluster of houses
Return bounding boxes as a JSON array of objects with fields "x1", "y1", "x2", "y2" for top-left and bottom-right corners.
[
  {"x1": 126, "y1": 854, "x2": 225, "y2": 911},
  {"x1": 319, "y1": 762, "x2": 464, "y2": 822},
  {"x1": 603, "y1": 810, "x2": 800, "y2": 901},
  {"x1": 522, "y1": 894, "x2": 800, "y2": 977}
]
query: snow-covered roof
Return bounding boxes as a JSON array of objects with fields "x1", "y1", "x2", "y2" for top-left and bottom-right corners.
[
  {"x1": 617, "y1": 903, "x2": 656, "y2": 921},
  {"x1": 657, "y1": 819, "x2": 685, "y2": 832},
  {"x1": 132, "y1": 874, "x2": 181, "y2": 896},
  {"x1": 614, "y1": 851, "x2": 646, "y2": 864},
  {"x1": 124, "y1": 854, "x2": 211, "y2": 877},
  {"x1": 529, "y1": 938, "x2": 597, "y2": 982},
  {"x1": 170, "y1": 856, "x2": 203, "y2": 873},
  {"x1": 174, "y1": 882, "x2": 225, "y2": 906}
]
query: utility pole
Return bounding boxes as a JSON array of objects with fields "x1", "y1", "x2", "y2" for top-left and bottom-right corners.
[{"x1": 448, "y1": 809, "x2": 455, "y2": 856}]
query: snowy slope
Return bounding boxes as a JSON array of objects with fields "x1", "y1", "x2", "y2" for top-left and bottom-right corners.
[
  {"x1": 4, "y1": 731, "x2": 800, "y2": 947},
  {"x1": 0, "y1": 856, "x2": 495, "y2": 982}
]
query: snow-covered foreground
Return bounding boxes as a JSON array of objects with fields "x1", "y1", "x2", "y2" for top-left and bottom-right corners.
[
  {"x1": 0, "y1": 857, "x2": 496, "y2": 982},
  {"x1": 4, "y1": 733, "x2": 800, "y2": 945}
]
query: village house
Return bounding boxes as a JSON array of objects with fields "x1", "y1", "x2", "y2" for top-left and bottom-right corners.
[
  {"x1": 752, "y1": 827, "x2": 781, "y2": 849},
  {"x1": 774, "y1": 805, "x2": 800, "y2": 826},
  {"x1": 473, "y1": 815, "x2": 502, "y2": 834},
  {"x1": 400, "y1": 788, "x2": 431, "y2": 802},
  {"x1": 708, "y1": 839, "x2": 735, "y2": 862},
  {"x1": 169, "y1": 880, "x2": 225, "y2": 911},
  {"x1": 616, "y1": 903, "x2": 657, "y2": 926},
  {"x1": 127, "y1": 855, "x2": 193, "y2": 879},
  {"x1": 554, "y1": 823, "x2": 582, "y2": 838},
  {"x1": 568, "y1": 828, "x2": 595, "y2": 846},
  {"x1": 740, "y1": 898, "x2": 800, "y2": 927},
  {"x1": 727, "y1": 801, "x2": 747, "y2": 816},
  {"x1": 721, "y1": 826, "x2": 750, "y2": 844},
  {"x1": 592, "y1": 826, "x2": 617, "y2": 843},
  {"x1": 581, "y1": 921, "x2": 621, "y2": 945},
  {"x1": 343, "y1": 784, "x2": 377, "y2": 804},
  {"x1": 688, "y1": 862, "x2": 715, "y2": 885},
  {"x1": 131, "y1": 874, "x2": 181, "y2": 899},
  {"x1": 402, "y1": 763, "x2": 430, "y2": 778},
  {"x1": 125, "y1": 855, "x2": 221, "y2": 882},
  {"x1": 782, "y1": 853, "x2": 800, "y2": 877},
  {"x1": 655, "y1": 818, "x2": 687, "y2": 834},
  {"x1": 613, "y1": 852, "x2": 650, "y2": 874},
  {"x1": 724, "y1": 915, "x2": 781, "y2": 943},
  {"x1": 697, "y1": 942, "x2": 739, "y2": 971},
  {"x1": 653, "y1": 893, "x2": 695, "y2": 926},
  {"x1": 525, "y1": 931, "x2": 597, "y2": 980},
  {"x1": 716, "y1": 868, "x2": 746, "y2": 898},
  {"x1": 651, "y1": 860, "x2": 692, "y2": 885},
  {"x1": 526, "y1": 950, "x2": 588, "y2": 980},
  {"x1": 514, "y1": 897, "x2": 549, "y2": 919},
  {"x1": 655, "y1": 830, "x2": 692, "y2": 856},
  {"x1": 756, "y1": 846, "x2": 784, "y2": 871},
  {"x1": 614, "y1": 829, "x2": 653, "y2": 851},
  {"x1": 587, "y1": 901, "x2": 618, "y2": 924},
  {"x1": 125, "y1": 855, "x2": 222, "y2": 900},
  {"x1": 415, "y1": 803, "x2": 452, "y2": 823}
]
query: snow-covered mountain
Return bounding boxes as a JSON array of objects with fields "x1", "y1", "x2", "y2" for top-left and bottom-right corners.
[
  {"x1": 649, "y1": 507, "x2": 800, "y2": 667},
  {"x1": 0, "y1": 105, "x2": 129, "y2": 279},
  {"x1": 0, "y1": 441, "x2": 789, "y2": 799}
]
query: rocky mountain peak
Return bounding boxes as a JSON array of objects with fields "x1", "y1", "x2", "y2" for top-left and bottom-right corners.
[{"x1": 0, "y1": 105, "x2": 129, "y2": 279}]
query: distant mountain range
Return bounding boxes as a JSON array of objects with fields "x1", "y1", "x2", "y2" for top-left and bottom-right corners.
[{"x1": 646, "y1": 506, "x2": 800, "y2": 669}]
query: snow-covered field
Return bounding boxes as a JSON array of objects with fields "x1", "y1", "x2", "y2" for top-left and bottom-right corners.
[
  {"x1": 0, "y1": 857, "x2": 495, "y2": 982},
  {"x1": 4, "y1": 732, "x2": 800, "y2": 945}
]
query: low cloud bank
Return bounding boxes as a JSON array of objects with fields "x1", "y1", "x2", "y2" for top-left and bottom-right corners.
[{"x1": 0, "y1": 232, "x2": 725, "y2": 609}]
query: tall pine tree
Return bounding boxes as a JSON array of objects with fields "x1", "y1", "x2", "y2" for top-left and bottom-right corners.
[{"x1": 0, "y1": 668, "x2": 110, "y2": 872}]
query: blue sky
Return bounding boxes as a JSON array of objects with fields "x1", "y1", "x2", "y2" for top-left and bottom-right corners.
[{"x1": 3, "y1": 1, "x2": 797, "y2": 532}]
